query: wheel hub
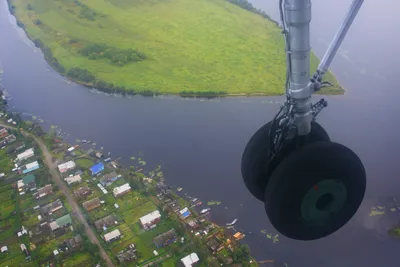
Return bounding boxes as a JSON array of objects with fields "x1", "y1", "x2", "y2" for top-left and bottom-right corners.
[{"x1": 300, "y1": 179, "x2": 347, "y2": 226}]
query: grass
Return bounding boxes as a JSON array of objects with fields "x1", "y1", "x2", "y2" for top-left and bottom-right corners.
[
  {"x1": 75, "y1": 157, "x2": 94, "y2": 169},
  {"x1": 62, "y1": 252, "x2": 96, "y2": 267},
  {"x1": 35, "y1": 231, "x2": 73, "y2": 259},
  {"x1": 0, "y1": 150, "x2": 12, "y2": 174},
  {"x1": 121, "y1": 200, "x2": 157, "y2": 224},
  {"x1": 10, "y1": 0, "x2": 342, "y2": 96}
]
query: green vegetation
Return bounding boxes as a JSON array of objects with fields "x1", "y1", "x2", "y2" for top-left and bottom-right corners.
[
  {"x1": 207, "y1": 200, "x2": 222, "y2": 206},
  {"x1": 75, "y1": 157, "x2": 95, "y2": 169},
  {"x1": 9, "y1": 0, "x2": 342, "y2": 96},
  {"x1": 0, "y1": 150, "x2": 12, "y2": 173}
]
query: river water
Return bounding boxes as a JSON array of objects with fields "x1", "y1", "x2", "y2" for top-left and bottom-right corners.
[{"x1": 1, "y1": 0, "x2": 400, "y2": 266}]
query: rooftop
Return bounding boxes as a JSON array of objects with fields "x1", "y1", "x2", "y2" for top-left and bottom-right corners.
[
  {"x1": 90, "y1": 162, "x2": 104, "y2": 175},
  {"x1": 139, "y1": 210, "x2": 161, "y2": 225},
  {"x1": 58, "y1": 161, "x2": 76, "y2": 173},
  {"x1": 153, "y1": 229, "x2": 177, "y2": 247},
  {"x1": 40, "y1": 199, "x2": 63, "y2": 214},
  {"x1": 113, "y1": 183, "x2": 131, "y2": 196},
  {"x1": 82, "y1": 197, "x2": 101, "y2": 211},
  {"x1": 24, "y1": 161, "x2": 39, "y2": 170},
  {"x1": 17, "y1": 148, "x2": 34, "y2": 160},
  {"x1": 37, "y1": 184, "x2": 53, "y2": 195},
  {"x1": 22, "y1": 174, "x2": 36, "y2": 185},
  {"x1": 104, "y1": 229, "x2": 121, "y2": 242},
  {"x1": 94, "y1": 215, "x2": 116, "y2": 230},
  {"x1": 56, "y1": 214, "x2": 72, "y2": 227},
  {"x1": 181, "y1": 253, "x2": 199, "y2": 267},
  {"x1": 64, "y1": 174, "x2": 82, "y2": 185},
  {"x1": 103, "y1": 171, "x2": 118, "y2": 181},
  {"x1": 74, "y1": 186, "x2": 92, "y2": 197}
]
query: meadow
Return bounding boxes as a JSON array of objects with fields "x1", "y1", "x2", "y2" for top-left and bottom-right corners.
[{"x1": 10, "y1": 0, "x2": 342, "y2": 96}]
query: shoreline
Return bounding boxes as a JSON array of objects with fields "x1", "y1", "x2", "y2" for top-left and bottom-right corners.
[
  {"x1": 6, "y1": 0, "x2": 344, "y2": 99},
  {"x1": 0, "y1": 119, "x2": 261, "y2": 266}
]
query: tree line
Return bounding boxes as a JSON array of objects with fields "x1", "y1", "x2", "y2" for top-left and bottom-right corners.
[
  {"x1": 33, "y1": 39, "x2": 65, "y2": 74},
  {"x1": 80, "y1": 43, "x2": 147, "y2": 66},
  {"x1": 226, "y1": 0, "x2": 280, "y2": 27}
]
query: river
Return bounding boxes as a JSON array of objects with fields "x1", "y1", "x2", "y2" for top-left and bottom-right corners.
[{"x1": 1, "y1": 0, "x2": 400, "y2": 266}]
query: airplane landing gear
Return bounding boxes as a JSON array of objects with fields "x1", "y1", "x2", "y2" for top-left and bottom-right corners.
[{"x1": 241, "y1": 0, "x2": 366, "y2": 241}]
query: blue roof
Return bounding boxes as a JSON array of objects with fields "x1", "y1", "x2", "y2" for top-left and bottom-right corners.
[{"x1": 90, "y1": 162, "x2": 104, "y2": 175}]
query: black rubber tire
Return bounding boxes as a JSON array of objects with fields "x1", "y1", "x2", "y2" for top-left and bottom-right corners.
[
  {"x1": 264, "y1": 141, "x2": 366, "y2": 240},
  {"x1": 241, "y1": 121, "x2": 330, "y2": 201}
]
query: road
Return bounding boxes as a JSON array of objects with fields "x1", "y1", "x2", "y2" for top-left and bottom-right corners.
[{"x1": 0, "y1": 123, "x2": 115, "y2": 267}]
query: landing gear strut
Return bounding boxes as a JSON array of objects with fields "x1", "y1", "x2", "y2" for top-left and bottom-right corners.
[{"x1": 241, "y1": 0, "x2": 366, "y2": 240}]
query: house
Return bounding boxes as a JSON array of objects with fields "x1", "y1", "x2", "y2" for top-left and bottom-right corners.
[
  {"x1": 90, "y1": 162, "x2": 104, "y2": 175},
  {"x1": 20, "y1": 161, "x2": 40, "y2": 174},
  {"x1": 139, "y1": 210, "x2": 161, "y2": 230},
  {"x1": 34, "y1": 184, "x2": 53, "y2": 199},
  {"x1": 103, "y1": 229, "x2": 121, "y2": 243},
  {"x1": 49, "y1": 214, "x2": 72, "y2": 231},
  {"x1": 1, "y1": 246, "x2": 7, "y2": 253},
  {"x1": 116, "y1": 244, "x2": 137, "y2": 263},
  {"x1": 64, "y1": 235, "x2": 83, "y2": 250},
  {"x1": 179, "y1": 207, "x2": 191, "y2": 219},
  {"x1": 233, "y1": 232, "x2": 245, "y2": 240},
  {"x1": 5, "y1": 134, "x2": 16, "y2": 143},
  {"x1": 64, "y1": 174, "x2": 82, "y2": 186},
  {"x1": 16, "y1": 148, "x2": 34, "y2": 162},
  {"x1": 206, "y1": 238, "x2": 224, "y2": 253},
  {"x1": 58, "y1": 161, "x2": 76, "y2": 173},
  {"x1": 94, "y1": 215, "x2": 117, "y2": 230},
  {"x1": 74, "y1": 186, "x2": 92, "y2": 198},
  {"x1": 16, "y1": 174, "x2": 36, "y2": 191},
  {"x1": 40, "y1": 199, "x2": 63, "y2": 215},
  {"x1": 186, "y1": 220, "x2": 200, "y2": 229},
  {"x1": 113, "y1": 183, "x2": 131, "y2": 197},
  {"x1": 100, "y1": 171, "x2": 120, "y2": 186},
  {"x1": 0, "y1": 128, "x2": 8, "y2": 138},
  {"x1": 180, "y1": 253, "x2": 199, "y2": 267},
  {"x1": 82, "y1": 197, "x2": 101, "y2": 211},
  {"x1": 153, "y1": 229, "x2": 177, "y2": 248}
]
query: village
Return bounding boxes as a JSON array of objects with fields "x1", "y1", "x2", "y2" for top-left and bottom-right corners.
[{"x1": 0, "y1": 110, "x2": 259, "y2": 266}]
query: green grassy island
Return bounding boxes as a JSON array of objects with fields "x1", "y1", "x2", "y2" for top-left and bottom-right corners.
[{"x1": 8, "y1": 0, "x2": 343, "y2": 96}]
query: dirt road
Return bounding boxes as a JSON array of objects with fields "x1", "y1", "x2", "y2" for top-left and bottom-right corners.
[{"x1": 0, "y1": 123, "x2": 115, "y2": 266}]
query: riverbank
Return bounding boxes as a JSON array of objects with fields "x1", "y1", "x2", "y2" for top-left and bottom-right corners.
[
  {"x1": 7, "y1": 0, "x2": 343, "y2": 97},
  {"x1": 0, "y1": 98, "x2": 262, "y2": 266}
]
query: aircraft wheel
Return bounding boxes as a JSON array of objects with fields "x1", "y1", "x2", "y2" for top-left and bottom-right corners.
[
  {"x1": 264, "y1": 141, "x2": 366, "y2": 240},
  {"x1": 241, "y1": 121, "x2": 330, "y2": 201}
]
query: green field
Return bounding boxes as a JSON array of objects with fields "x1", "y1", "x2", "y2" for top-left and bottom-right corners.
[
  {"x1": 10, "y1": 0, "x2": 342, "y2": 96},
  {"x1": 75, "y1": 157, "x2": 94, "y2": 169},
  {"x1": 0, "y1": 150, "x2": 12, "y2": 174},
  {"x1": 62, "y1": 252, "x2": 96, "y2": 267}
]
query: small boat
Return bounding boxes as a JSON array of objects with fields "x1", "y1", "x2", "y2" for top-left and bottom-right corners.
[
  {"x1": 226, "y1": 219, "x2": 238, "y2": 226},
  {"x1": 200, "y1": 208, "x2": 210, "y2": 214},
  {"x1": 192, "y1": 198, "x2": 198, "y2": 202},
  {"x1": 177, "y1": 187, "x2": 183, "y2": 192},
  {"x1": 81, "y1": 140, "x2": 87, "y2": 143},
  {"x1": 87, "y1": 140, "x2": 91, "y2": 144}
]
